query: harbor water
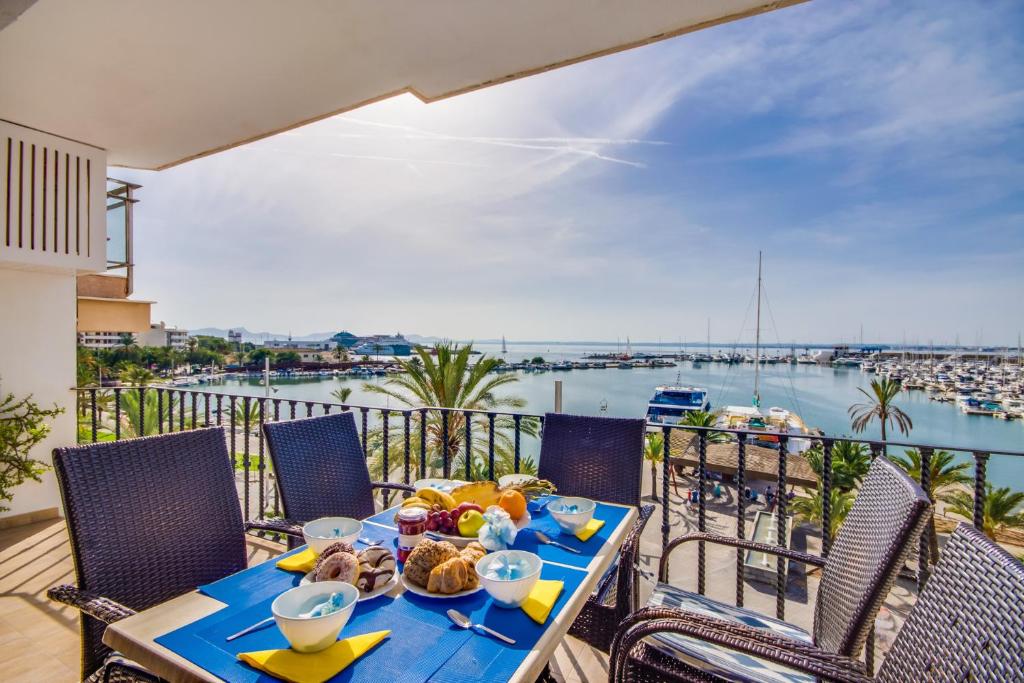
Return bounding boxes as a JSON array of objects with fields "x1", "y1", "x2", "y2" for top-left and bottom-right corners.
[{"x1": 199, "y1": 342, "x2": 1024, "y2": 491}]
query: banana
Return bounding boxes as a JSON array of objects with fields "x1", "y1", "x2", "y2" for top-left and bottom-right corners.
[
  {"x1": 401, "y1": 496, "x2": 432, "y2": 509},
  {"x1": 415, "y1": 487, "x2": 457, "y2": 511}
]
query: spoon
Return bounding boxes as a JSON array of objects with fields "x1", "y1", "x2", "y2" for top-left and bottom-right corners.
[
  {"x1": 357, "y1": 537, "x2": 382, "y2": 546},
  {"x1": 534, "y1": 530, "x2": 580, "y2": 554},
  {"x1": 446, "y1": 609, "x2": 516, "y2": 644}
]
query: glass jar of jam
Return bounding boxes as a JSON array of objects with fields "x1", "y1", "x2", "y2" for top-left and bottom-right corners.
[{"x1": 396, "y1": 507, "x2": 428, "y2": 562}]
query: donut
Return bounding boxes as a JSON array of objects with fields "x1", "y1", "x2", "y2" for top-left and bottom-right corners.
[
  {"x1": 314, "y1": 550, "x2": 359, "y2": 585},
  {"x1": 355, "y1": 547, "x2": 396, "y2": 593},
  {"x1": 312, "y1": 541, "x2": 356, "y2": 576}
]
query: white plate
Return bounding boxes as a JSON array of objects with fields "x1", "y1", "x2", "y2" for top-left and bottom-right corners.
[
  {"x1": 300, "y1": 572, "x2": 400, "y2": 602},
  {"x1": 413, "y1": 478, "x2": 465, "y2": 493},
  {"x1": 429, "y1": 510, "x2": 531, "y2": 547},
  {"x1": 400, "y1": 572, "x2": 483, "y2": 599}
]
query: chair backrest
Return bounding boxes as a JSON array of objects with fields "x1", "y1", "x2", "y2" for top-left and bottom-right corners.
[
  {"x1": 812, "y1": 455, "x2": 930, "y2": 656},
  {"x1": 878, "y1": 523, "x2": 1024, "y2": 682},
  {"x1": 54, "y1": 428, "x2": 246, "y2": 678},
  {"x1": 537, "y1": 413, "x2": 646, "y2": 507},
  {"x1": 263, "y1": 412, "x2": 376, "y2": 522}
]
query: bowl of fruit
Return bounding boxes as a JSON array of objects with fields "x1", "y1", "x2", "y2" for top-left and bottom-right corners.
[{"x1": 400, "y1": 481, "x2": 543, "y2": 546}]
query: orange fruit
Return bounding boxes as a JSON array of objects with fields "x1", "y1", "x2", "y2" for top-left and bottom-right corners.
[{"x1": 498, "y1": 490, "x2": 527, "y2": 521}]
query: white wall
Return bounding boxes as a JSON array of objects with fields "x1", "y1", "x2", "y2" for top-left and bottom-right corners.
[{"x1": 0, "y1": 266, "x2": 77, "y2": 519}]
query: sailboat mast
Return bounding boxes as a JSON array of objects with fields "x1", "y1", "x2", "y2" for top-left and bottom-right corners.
[{"x1": 754, "y1": 251, "x2": 762, "y2": 407}]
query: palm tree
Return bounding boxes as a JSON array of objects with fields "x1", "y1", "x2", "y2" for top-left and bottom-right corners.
[
  {"x1": 119, "y1": 364, "x2": 156, "y2": 386},
  {"x1": 362, "y1": 342, "x2": 537, "y2": 480},
  {"x1": 848, "y1": 378, "x2": 912, "y2": 442},
  {"x1": 330, "y1": 387, "x2": 353, "y2": 405},
  {"x1": 678, "y1": 410, "x2": 729, "y2": 442},
  {"x1": 944, "y1": 484, "x2": 1024, "y2": 540},
  {"x1": 643, "y1": 433, "x2": 664, "y2": 502},
  {"x1": 803, "y1": 441, "x2": 871, "y2": 493},
  {"x1": 890, "y1": 448, "x2": 972, "y2": 563},
  {"x1": 791, "y1": 485, "x2": 855, "y2": 540},
  {"x1": 112, "y1": 388, "x2": 170, "y2": 438},
  {"x1": 117, "y1": 332, "x2": 136, "y2": 350}
]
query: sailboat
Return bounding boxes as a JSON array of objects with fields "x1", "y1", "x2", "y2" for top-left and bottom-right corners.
[
  {"x1": 501, "y1": 335, "x2": 507, "y2": 355},
  {"x1": 715, "y1": 252, "x2": 812, "y2": 453}
]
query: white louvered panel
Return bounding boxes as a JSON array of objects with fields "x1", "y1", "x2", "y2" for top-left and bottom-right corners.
[{"x1": 0, "y1": 120, "x2": 106, "y2": 273}]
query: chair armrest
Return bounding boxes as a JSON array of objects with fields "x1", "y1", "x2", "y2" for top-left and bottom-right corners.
[
  {"x1": 659, "y1": 531, "x2": 825, "y2": 581},
  {"x1": 47, "y1": 585, "x2": 136, "y2": 625},
  {"x1": 609, "y1": 607, "x2": 871, "y2": 683},
  {"x1": 246, "y1": 518, "x2": 305, "y2": 538},
  {"x1": 371, "y1": 481, "x2": 416, "y2": 494}
]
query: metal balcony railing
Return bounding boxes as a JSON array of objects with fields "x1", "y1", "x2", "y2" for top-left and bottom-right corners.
[{"x1": 74, "y1": 385, "x2": 1024, "y2": 669}]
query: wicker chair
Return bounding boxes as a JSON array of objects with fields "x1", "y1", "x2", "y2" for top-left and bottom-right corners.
[
  {"x1": 46, "y1": 428, "x2": 281, "y2": 682},
  {"x1": 536, "y1": 413, "x2": 655, "y2": 652},
  {"x1": 607, "y1": 455, "x2": 930, "y2": 682},
  {"x1": 610, "y1": 523, "x2": 1024, "y2": 682},
  {"x1": 254, "y1": 413, "x2": 414, "y2": 542}
]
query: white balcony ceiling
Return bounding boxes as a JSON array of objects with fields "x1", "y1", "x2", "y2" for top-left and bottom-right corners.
[{"x1": 0, "y1": 0, "x2": 803, "y2": 170}]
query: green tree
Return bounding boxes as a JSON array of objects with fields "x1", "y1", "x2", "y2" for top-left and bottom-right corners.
[
  {"x1": 331, "y1": 387, "x2": 353, "y2": 405},
  {"x1": 362, "y1": 342, "x2": 537, "y2": 480},
  {"x1": 248, "y1": 348, "x2": 276, "y2": 366},
  {"x1": 276, "y1": 351, "x2": 301, "y2": 367},
  {"x1": 106, "y1": 388, "x2": 167, "y2": 438},
  {"x1": 803, "y1": 441, "x2": 871, "y2": 493},
  {"x1": 944, "y1": 484, "x2": 1024, "y2": 540},
  {"x1": 890, "y1": 448, "x2": 972, "y2": 563},
  {"x1": 117, "y1": 332, "x2": 136, "y2": 350},
  {"x1": 791, "y1": 485, "x2": 856, "y2": 540},
  {"x1": 0, "y1": 384, "x2": 64, "y2": 512},
  {"x1": 120, "y1": 364, "x2": 156, "y2": 386},
  {"x1": 789, "y1": 441, "x2": 869, "y2": 538},
  {"x1": 643, "y1": 432, "x2": 668, "y2": 502},
  {"x1": 530, "y1": 357, "x2": 545, "y2": 365},
  {"x1": 848, "y1": 378, "x2": 912, "y2": 442}
]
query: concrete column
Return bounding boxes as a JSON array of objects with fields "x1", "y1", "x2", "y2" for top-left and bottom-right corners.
[{"x1": 0, "y1": 266, "x2": 77, "y2": 523}]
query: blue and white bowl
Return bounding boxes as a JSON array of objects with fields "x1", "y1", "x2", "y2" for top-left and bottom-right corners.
[
  {"x1": 475, "y1": 550, "x2": 542, "y2": 608},
  {"x1": 547, "y1": 496, "x2": 596, "y2": 534},
  {"x1": 271, "y1": 581, "x2": 359, "y2": 653},
  {"x1": 302, "y1": 517, "x2": 362, "y2": 555}
]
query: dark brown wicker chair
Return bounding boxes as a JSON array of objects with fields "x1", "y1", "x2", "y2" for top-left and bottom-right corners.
[
  {"x1": 46, "y1": 428, "x2": 273, "y2": 682},
  {"x1": 536, "y1": 413, "x2": 655, "y2": 652},
  {"x1": 610, "y1": 523, "x2": 1024, "y2": 682},
  {"x1": 254, "y1": 413, "x2": 414, "y2": 541},
  {"x1": 608, "y1": 455, "x2": 930, "y2": 682}
]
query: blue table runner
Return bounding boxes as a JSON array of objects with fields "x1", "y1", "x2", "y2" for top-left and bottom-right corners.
[
  {"x1": 157, "y1": 563, "x2": 585, "y2": 682},
  {"x1": 159, "y1": 500, "x2": 631, "y2": 681}
]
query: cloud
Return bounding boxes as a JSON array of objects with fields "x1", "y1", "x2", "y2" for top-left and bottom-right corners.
[{"x1": 117, "y1": 0, "x2": 1024, "y2": 343}]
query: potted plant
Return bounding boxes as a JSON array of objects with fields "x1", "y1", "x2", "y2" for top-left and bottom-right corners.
[{"x1": 0, "y1": 382, "x2": 64, "y2": 512}]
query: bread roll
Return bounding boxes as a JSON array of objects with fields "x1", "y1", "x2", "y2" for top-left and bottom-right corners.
[{"x1": 427, "y1": 557, "x2": 469, "y2": 594}]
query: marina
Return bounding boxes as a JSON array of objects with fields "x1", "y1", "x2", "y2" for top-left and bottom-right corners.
[{"x1": 182, "y1": 341, "x2": 1024, "y2": 490}]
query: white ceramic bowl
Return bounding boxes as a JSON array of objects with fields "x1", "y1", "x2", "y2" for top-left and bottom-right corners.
[
  {"x1": 302, "y1": 517, "x2": 362, "y2": 555},
  {"x1": 547, "y1": 496, "x2": 596, "y2": 534},
  {"x1": 271, "y1": 581, "x2": 359, "y2": 653},
  {"x1": 475, "y1": 550, "x2": 542, "y2": 608}
]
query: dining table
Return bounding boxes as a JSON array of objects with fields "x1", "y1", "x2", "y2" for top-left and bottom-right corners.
[{"x1": 103, "y1": 496, "x2": 638, "y2": 683}]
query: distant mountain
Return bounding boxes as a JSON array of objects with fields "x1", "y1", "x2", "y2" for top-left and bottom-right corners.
[
  {"x1": 190, "y1": 327, "x2": 337, "y2": 343},
  {"x1": 190, "y1": 327, "x2": 440, "y2": 345}
]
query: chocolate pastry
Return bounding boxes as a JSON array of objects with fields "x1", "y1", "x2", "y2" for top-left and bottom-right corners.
[{"x1": 355, "y1": 546, "x2": 396, "y2": 592}]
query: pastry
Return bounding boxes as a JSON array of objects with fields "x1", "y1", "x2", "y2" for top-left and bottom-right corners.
[
  {"x1": 458, "y1": 542, "x2": 486, "y2": 590},
  {"x1": 427, "y1": 556, "x2": 470, "y2": 594},
  {"x1": 312, "y1": 541, "x2": 356, "y2": 576},
  {"x1": 404, "y1": 539, "x2": 459, "y2": 587},
  {"x1": 355, "y1": 546, "x2": 396, "y2": 593},
  {"x1": 314, "y1": 549, "x2": 359, "y2": 585}
]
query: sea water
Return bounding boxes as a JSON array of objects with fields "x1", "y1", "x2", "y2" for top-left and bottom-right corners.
[{"x1": 194, "y1": 341, "x2": 1024, "y2": 491}]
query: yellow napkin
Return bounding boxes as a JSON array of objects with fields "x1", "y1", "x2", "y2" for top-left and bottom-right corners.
[
  {"x1": 276, "y1": 548, "x2": 317, "y2": 574},
  {"x1": 238, "y1": 630, "x2": 389, "y2": 683},
  {"x1": 575, "y1": 518, "x2": 605, "y2": 542},
  {"x1": 521, "y1": 579, "x2": 563, "y2": 624}
]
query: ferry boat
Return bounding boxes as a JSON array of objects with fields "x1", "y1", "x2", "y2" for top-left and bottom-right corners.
[{"x1": 645, "y1": 386, "x2": 710, "y2": 425}]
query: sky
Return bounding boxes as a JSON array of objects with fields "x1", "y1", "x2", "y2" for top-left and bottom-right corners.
[{"x1": 116, "y1": 0, "x2": 1024, "y2": 346}]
